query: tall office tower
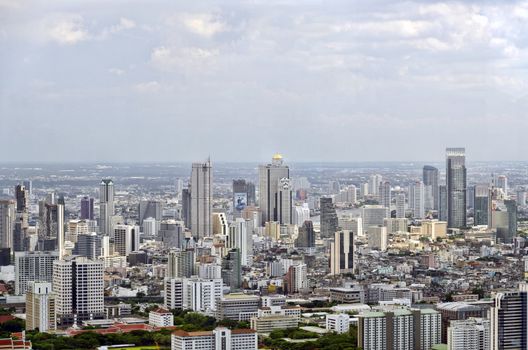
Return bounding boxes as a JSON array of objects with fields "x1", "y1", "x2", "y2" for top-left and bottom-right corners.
[
  {"x1": 80, "y1": 197, "x2": 94, "y2": 220},
  {"x1": 395, "y1": 193, "x2": 406, "y2": 219},
  {"x1": 190, "y1": 159, "x2": 212, "y2": 239},
  {"x1": 497, "y1": 175, "x2": 508, "y2": 195},
  {"x1": 286, "y1": 263, "x2": 308, "y2": 294},
  {"x1": 517, "y1": 190, "x2": 527, "y2": 206},
  {"x1": 53, "y1": 257, "x2": 105, "y2": 326},
  {"x1": 446, "y1": 148, "x2": 467, "y2": 228},
  {"x1": 181, "y1": 188, "x2": 191, "y2": 228},
  {"x1": 57, "y1": 203, "x2": 65, "y2": 260},
  {"x1": 23, "y1": 180, "x2": 32, "y2": 198},
  {"x1": 423, "y1": 165, "x2": 439, "y2": 210},
  {"x1": 258, "y1": 154, "x2": 290, "y2": 225},
  {"x1": 138, "y1": 200, "x2": 162, "y2": 226},
  {"x1": 320, "y1": 197, "x2": 339, "y2": 238},
  {"x1": 222, "y1": 248, "x2": 242, "y2": 291},
  {"x1": 74, "y1": 232, "x2": 101, "y2": 260},
  {"x1": 113, "y1": 225, "x2": 140, "y2": 256},
  {"x1": 439, "y1": 185, "x2": 448, "y2": 221},
  {"x1": 292, "y1": 204, "x2": 310, "y2": 227},
  {"x1": 362, "y1": 205, "x2": 390, "y2": 230},
  {"x1": 339, "y1": 217, "x2": 363, "y2": 237},
  {"x1": 367, "y1": 226, "x2": 387, "y2": 251},
  {"x1": 233, "y1": 180, "x2": 250, "y2": 218},
  {"x1": 369, "y1": 174, "x2": 383, "y2": 197},
  {"x1": 360, "y1": 183, "x2": 369, "y2": 198},
  {"x1": 15, "y1": 184, "x2": 28, "y2": 213},
  {"x1": 379, "y1": 181, "x2": 391, "y2": 209},
  {"x1": 467, "y1": 185, "x2": 476, "y2": 209},
  {"x1": 99, "y1": 179, "x2": 115, "y2": 236},
  {"x1": 330, "y1": 230, "x2": 354, "y2": 275},
  {"x1": 409, "y1": 181, "x2": 425, "y2": 219},
  {"x1": 167, "y1": 249, "x2": 195, "y2": 278},
  {"x1": 175, "y1": 178, "x2": 184, "y2": 196},
  {"x1": 295, "y1": 221, "x2": 315, "y2": 248},
  {"x1": 447, "y1": 318, "x2": 490, "y2": 350},
  {"x1": 15, "y1": 251, "x2": 59, "y2": 295},
  {"x1": 142, "y1": 217, "x2": 157, "y2": 236},
  {"x1": 474, "y1": 185, "x2": 490, "y2": 226},
  {"x1": 491, "y1": 286, "x2": 528, "y2": 350},
  {"x1": 0, "y1": 200, "x2": 14, "y2": 251},
  {"x1": 277, "y1": 178, "x2": 293, "y2": 225},
  {"x1": 25, "y1": 281, "x2": 57, "y2": 332},
  {"x1": 159, "y1": 220, "x2": 185, "y2": 249},
  {"x1": 247, "y1": 181, "x2": 256, "y2": 206},
  {"x1": 227, "y1": 218, "x2": 252, "y2": 266}
]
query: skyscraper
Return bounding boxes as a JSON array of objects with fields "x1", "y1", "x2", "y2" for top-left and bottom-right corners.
[
  {"x1": 491, "y1": 285, "x2": 528, "y2": 350},
  {"x1": 395, "y1": 193, "x2": 406, "y2": 219},
  {"x1": 320, "y1": 197, "x2": 339, "y2": 238},
  {"x1": 190, "y1": 159, "x2": 212, "y2": 239},
  {"x1": 113, "y1": 224, "x2": 140, "y2": 256},
  {"x1": 227, "y1": 218, "x2": 252, "y2": 267},
  {"x1": 446, "y1": 148, "x2": 467, "y2": 228},
  {"x1": 181, "y1": 188, "x2": 191, "y2": 229},
  {"x1": 277, "y1": 178, "x2": 292, "y2": 225},
  {"x1": 330, "y1": 230, "x2": 354, "y2": 275},
  {"x1": 222, "y1": 248, "x2": 242, "y2": 291},
  {"x1": 99, "y1": 179, "x2": 114, "y2": 236},
  {"x1": 26, "y1": 281, "x2": 56, "y2": 332},
  {"x1": 379, "y1": 181, "x2": 391, "y2": 209},
  {"x1": 497, "y1": 175, "x2": 508, "y2": 196},
  {"x1": 80, "y1": 196, "x2": 94, "y2": 220},
  {"x1": 53, "y1": 257, "x2": 105, "y2": 326},
  {"x1": 439, "y1": 185, "x2": 448, "y2": 221},
  {"x1": 15, "y1": 251, "x2": 59, "y2": 295},
  {"x1": 233, "y1": 180, "x2": 250, "y2": 218},
  {"x1": 0, "y1": 200, "x2": 14, "y2": 251},
  {"x1": 295, "y1": 221, "x2": 315, "y2": 248},
  {"x1": 15, "y1": 184, "x2": 28, "y2": 213},
  {"x1": 409, "y1": 181, "x2": 425, "y2": 219},
  {"x1": 369, "y1": 174, "x2": 382, "y2": 197},
  {"x1": 138, "y1": 200, "x2": 162, "y2": 226},
  {"x1": 474, "y1": 185, "x2": 490, "y2": 226},
  {"x1": 423, "y1": 165, "x2": 439, "y2": 210},
  {"x1": 258, "y1": 154, "x2": 290, "y2": 225}
]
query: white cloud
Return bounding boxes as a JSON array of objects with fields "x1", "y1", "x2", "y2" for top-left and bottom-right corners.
[
  {"x1": 150, "y1": 46, "x2": 219, "y2": 71},
  {"x1": 134, "y1": 81, "x2": 161, "y2": 93},
  {"x1": 46, "y1": 14, "x2": 88, "y2": 45},
  {"x1": 178, "y1": 13, "x2": 227, "y2": 37},
  {"x1": 108, "y1": 68, "x2": 125, "y2": 76}
]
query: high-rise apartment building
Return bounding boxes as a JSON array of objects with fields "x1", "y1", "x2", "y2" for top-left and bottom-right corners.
[
  {"x1": 15, "y1": 251, "x2": 59, "y2": 295},
  {"x1": 395, "y1": 193, "x2": 406, "y2": 219},
  {"x1": 0, "y1": 200, "x2": 14, "y2": 251},
  {"x1": 409, "y1": 181, "x2": 425, "y2": 219},
  {"x1": 53, "y1": 257, "x2": 105, "y2": 326},
  {"x1": 497, "y1": 175, "x2": 508, "y2": 196},
  {"x1": 447, "y1": 318, "x2": 490, "y2": 350},
  {"x1": 369, "y1": 174, "x2": 383, "y2": 197},
  {"x1": 285, "y1": 263, "x2": 308, "y2": 294},
  {"x1": 227, "y1": 218, "x2": 252, "y2": 267},
  {"x1": 190, "y1": 159, "x2": 212, "y2": 239},
  {"x1": 379, "y1": 181, "x2": 391, "y2": 209},
  {"x1": 258, "y1": 154, "x2": 290, "y2": 225},
  {"x1": 167, "y1": 249, "x2": 195, "y2": 278},
  {"x1": 446, "y1": 148, "x2": 467, "y2": 228},
  {"x1": 491, "y1": 285, "x2": 528, "y2": 350},
  {"x1": 99, "y1": 179, "x2": 114, "y2": 236}
]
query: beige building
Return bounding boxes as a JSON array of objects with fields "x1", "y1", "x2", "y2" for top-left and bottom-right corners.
[
  {"x1": 421, "y1": 220, "x2": 447, "y2": 240},
  {"x1": 26, "y1": 281, "x2": 56, "y2": 332}
]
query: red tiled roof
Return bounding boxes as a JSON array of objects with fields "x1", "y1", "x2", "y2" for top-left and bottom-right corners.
[{"x1": 0, "y1": 316, "x2": 15, "y2": 324}]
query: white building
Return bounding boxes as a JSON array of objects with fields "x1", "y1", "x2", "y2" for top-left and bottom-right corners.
[
  {"x1": 292, "y1": 204, "x2": 311, "y2": 227},
  {"x1": 53, "y1": 257, "x2": 105, "y2": 326},
  {"x1": 171, "y1": 327, "x2": 257, "y2": 350},
  {"x1": 228, "y1": 218, "x2": 252, "y2": 267},
  {"x1": 258, "y1": 154, "x2": 290, "y2": 225},
  {"x1": 15, "y1": 251, "x2": 59, "y2": 295},
  {"x1": 367, "y1": 226, "x2": 387, "y2": 252},
  {"x1": 339, "y1": 217, "x2": 363, "y2": 237},
  {"x1": 149, "y1": 308, "x2": 174, "y2": 327},
  {"x1": 369, "y1": 174, "x2": 383, "y2": 197},
  {"x1": 142, "y1": 217, "x2": 157, "y2": 236},
  {"x1": 182, "y1": 277, "x2": 223, "y2": 314},
  {"x1": 164, "y1": 278, "x2": 183, "y2": 310},
  {"x1": 326, "y1": 314, "x2": 350, "y2": 334},
  {"x1": 362, "y1": 205, "x2": 389, "y2": 230},
  {"x1": 395, "y1": 193, "x2": 406, "y2": 219},
  {"x1": 409, "y1": 181, "x2": 425, "y2": 219},
  {"x1": 113, "y1": 224, "x2": 140, "y2": 256},
  {"x1": 447, "y1": 318, "x2": 490, "y2": 350}
]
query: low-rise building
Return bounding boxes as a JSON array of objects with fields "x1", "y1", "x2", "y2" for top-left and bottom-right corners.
[
  {"x1": 149, "y1": 308, "x2": 174, "y2": 327},
  {"x1": 171, "y1": 327, "x2": 257, "y2": 350},
  {"x1": 326, "y1": 314, "x2": 350, "y2": 334}
]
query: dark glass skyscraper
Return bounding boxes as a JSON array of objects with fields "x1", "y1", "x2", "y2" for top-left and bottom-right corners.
[
  {"x1": 446, "y1": 148, "x2": 467, "y2": 228},
  {"x1": 423, "y1": 165, "x2": 439, "y2": 210},
  {"x1": 80, "y1": 196, "x2": 94, "y2": 220},
  {"x1": 474, "y1": 185, "x2": 489, "y2": 226},
  {"x1": 320, "y1": 197, "x2": 338, "y2": 238}
]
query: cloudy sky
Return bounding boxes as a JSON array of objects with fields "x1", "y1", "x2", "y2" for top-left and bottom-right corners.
[{"x1": 1, "y1": 0, "x2": 527, "y2": 162}]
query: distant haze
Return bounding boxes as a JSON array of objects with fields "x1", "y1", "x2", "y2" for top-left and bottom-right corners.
[{"x1": 1, "y1": 1, "x2": 527, "y2": 162}]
